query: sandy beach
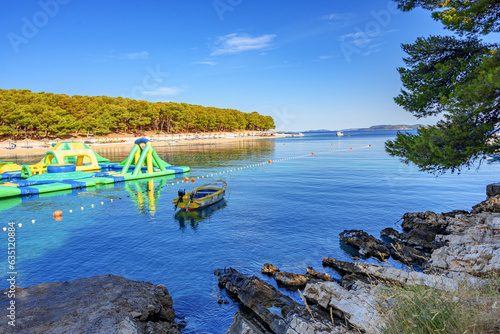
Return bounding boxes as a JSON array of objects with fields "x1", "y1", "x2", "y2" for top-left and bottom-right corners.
[{"x1": 0, "y1": 131, "x2": 289, "y2": 159}]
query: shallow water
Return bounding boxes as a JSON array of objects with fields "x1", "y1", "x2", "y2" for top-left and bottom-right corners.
[{"x1": 1, "y1": 131, "x2": 499, "y2": 332}]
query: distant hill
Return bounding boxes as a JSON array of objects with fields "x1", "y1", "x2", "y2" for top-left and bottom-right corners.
[
  {"x1": 304, "y1": 124, "x2": 424, "y2": 132},
  {"x1": 353, "y1": 124, "x2": 424, "y2": 131}
]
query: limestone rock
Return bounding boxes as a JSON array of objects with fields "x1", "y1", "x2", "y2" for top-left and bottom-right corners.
[
  {"x1": 303, "y1": 280, "x2": 384, "y2": 334},
  {"x1": 226, "y1": 310, "x2": 271, "y2": 334},
  {"x1": 429, "y1": 212, "x2": 500, "y2": 277},
  {"x1": 215, "y1": 268, "x2": 348, "y2": 334},
  {"x1": 306, "y1": 267, "x2": 332, "y2": 282},
  {"x1": 272, "y1": 272, "x2": 309, "y2": 288},
  {"x1": 339, "y1": 230, "x2": 391, "y2": 261},
  {"x1": 0, "y1": 274, "x2": 181, "y2": 334},
  {"x1": 261, "y1": 263, "x2": 280, "y2": 276},
  {"x1": 400, "y1": 211, "x2": 449, "y2": 235},
  {"x1": 323, "y1": 257, "x2": 482, "y2": 292},
  {"x1": 472, "y1": 195, "x2": 500, "y2": 213},
  {"x1": 387, "y1": 240, "x2": 430, "y2": 265}
]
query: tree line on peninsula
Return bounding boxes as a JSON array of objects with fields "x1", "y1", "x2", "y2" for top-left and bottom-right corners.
[{"x1": 0, "y1": 89, "x2": 276, "y2": 139}]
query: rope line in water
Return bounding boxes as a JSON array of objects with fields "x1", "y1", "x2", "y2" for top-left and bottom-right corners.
[{"x1": 1, "y1": 144, "x2": 371, "y2": 229}]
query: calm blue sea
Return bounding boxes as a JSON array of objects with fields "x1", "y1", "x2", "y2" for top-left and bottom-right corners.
[{"x1": 1, "y1": 131, "x2": 499, "y2": 333}]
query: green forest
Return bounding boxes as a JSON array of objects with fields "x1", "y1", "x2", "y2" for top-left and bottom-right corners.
[{"x1": 0, "y1": 89, "x2": 276, "y2": 139}]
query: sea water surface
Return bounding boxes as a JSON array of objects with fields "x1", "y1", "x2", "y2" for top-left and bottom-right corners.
[{"x1": 1, "y1": 131, "x2": 499, "y2": 333}]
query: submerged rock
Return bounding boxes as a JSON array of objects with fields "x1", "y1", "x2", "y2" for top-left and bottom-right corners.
[
  {"x1": 261, "y1": 263, "x2": 280, "y2": 276},
  {"x1": 215, "y1": 267, "x2": 349, "y2": 334},
  {"x1": 339, "y1": 230, "x2": 391, "y2": 261},
  {"x1": 0, "y1": 274, "x2": 181, "y2": 334}
]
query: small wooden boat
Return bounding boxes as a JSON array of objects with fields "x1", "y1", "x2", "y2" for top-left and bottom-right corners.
[{"x1": 173, "y1": 180, "x2": 227, "y2": 211}]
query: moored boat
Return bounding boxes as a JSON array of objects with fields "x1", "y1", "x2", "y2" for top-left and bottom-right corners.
[
  {"x1": 173, "y1": 180, "x2": 227, "y2": 211},
  {"x1": 336, "y1": 131, "x2": 344, "y2": 136}
]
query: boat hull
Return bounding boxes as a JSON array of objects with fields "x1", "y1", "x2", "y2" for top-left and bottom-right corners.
[{"x1": 173, "y1": 180, "x2": 227, "y2": 211}]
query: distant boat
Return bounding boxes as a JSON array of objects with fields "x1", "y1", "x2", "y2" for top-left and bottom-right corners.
[
  {"x1": 336, "y1": 131, "x2": 344, "y2": 136},
  {"x1": 290, "y1": 133, "x2": 304, "y2": 137}
]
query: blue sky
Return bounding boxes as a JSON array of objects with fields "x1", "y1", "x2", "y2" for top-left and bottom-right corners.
[{"x1": 1, "y1": 0, "x2": 448, "y2": 131}]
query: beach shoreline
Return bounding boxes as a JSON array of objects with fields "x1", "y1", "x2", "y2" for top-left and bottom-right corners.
[{"x1": 0, "y1": 131, "x2": 289, "y2": 159}]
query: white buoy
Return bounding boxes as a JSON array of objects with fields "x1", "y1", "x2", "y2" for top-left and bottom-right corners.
[
  {"x1": 2, "y1": 227, "x2": 6, "y2": 231},
  {"x1": 18, "y1": 223, "x2": 22, "y2": 227},
  {"x1": 69, "y1": 209, "x2": 73, "y2": 213},
  {"x1": 81, "y1": 207, "x2": 84, "y2": 210},
  {"x1": 101, "y1": 202, "x2": 104, "y2": 205},
  {"x1": 91, "y1": 204, "x2": 94, "y2": 208},
  {"x1": 31, "y1": 219, "x2": 35, "y2": 223}
]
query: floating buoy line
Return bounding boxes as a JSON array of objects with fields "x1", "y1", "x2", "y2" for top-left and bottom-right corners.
[{"x1": 1, "y1": 144, "x2": 371, "y2": 231}]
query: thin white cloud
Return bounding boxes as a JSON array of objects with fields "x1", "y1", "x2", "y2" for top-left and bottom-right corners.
[
  {"x1": 363, "y1": 49, "x2": 382, "y2": 56},
  {"x1": 141, "y1": 86, "x2": 183, "y2": 96},
  {"x1": 340, "y1": 31, "x2": 374, "y2": 46},
  {"x1": 211, "y1": 33, "x2": 276, "y2": 56},
  {"x1": 191, "y1": 61, "x2": 217, "y2": 66},
  {"x1": 123, "y1": 51, "x2": 149, "y2": 60},
  {"x1": 322, "y1": 13, "x2": 357, "y2": 21},
  {"x1": 319, "y1": 55, "x2": 335, "y2": 60}
]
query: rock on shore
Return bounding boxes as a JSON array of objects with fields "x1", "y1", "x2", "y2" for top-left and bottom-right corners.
[
  {"x1": 215, "y1": 268, "x2": 351, "y2": 334},
  {"x1": 0, "y1": 274, "x2": 181, "y2": 334}
]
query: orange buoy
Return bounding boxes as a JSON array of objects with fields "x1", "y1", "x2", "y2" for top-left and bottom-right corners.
[
  {"x1": 191, "y1": 178, "x2": 195, "y2": 183},
  {"x1": 312, "y1": 152, "x2": 314, "y2": 155},
  {"x1": 268, "y1": 160, "x2": 272, "y2": 164},
  {"x1": 331, "y1": 143, "x2": 333, "y2": 145},
  {"x1": 53, "y1": 210, "x2": 62, "y2": 218},
  {"x1": 350, "y1": 148, "x2": 352, "y2": 150},
  {"x1": 369, "y1": 144, "x2": 371, "y2": 147}
]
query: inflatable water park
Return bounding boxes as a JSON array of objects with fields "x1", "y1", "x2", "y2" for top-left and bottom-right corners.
[{"x1": 0, "y1": 138, "x2": 189, "y2": 200}]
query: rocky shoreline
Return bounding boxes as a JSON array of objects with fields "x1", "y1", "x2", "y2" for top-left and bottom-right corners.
[
  {"x1": 214, "y1": 195, "x2": 500, "y2": 333},
  {"x1": 2, "y1": 195, "x2": 499, "y2": 333}
]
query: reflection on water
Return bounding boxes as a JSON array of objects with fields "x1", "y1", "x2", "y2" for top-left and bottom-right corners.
[
  {"x1": 174, "y1": 199, "x2": 227, "y2": 230},
  {"x1": 124, "y1": 178, "x2": 168, "y2": 217}
]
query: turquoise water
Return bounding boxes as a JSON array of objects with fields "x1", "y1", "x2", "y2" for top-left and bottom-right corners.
[{"x1": 1, "y1": 131, "x2": 499, "y2": 333}]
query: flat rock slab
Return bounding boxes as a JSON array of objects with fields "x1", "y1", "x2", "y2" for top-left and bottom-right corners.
[
  {"x1": 304, "y1": 280, "x2": 383, "y2": 334},
  {"x1": 0, "y1": 274, "x2": 181, "y2": 334}
]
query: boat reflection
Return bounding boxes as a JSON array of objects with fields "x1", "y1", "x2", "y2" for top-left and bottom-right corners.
[{"x1": 174, "y1": 199, "x2": 227, "y2": 230}]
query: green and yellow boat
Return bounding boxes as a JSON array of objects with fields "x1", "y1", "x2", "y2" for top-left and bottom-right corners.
[{"x1": 173, "y1": 180, "x2": 227, "y2": 211}]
